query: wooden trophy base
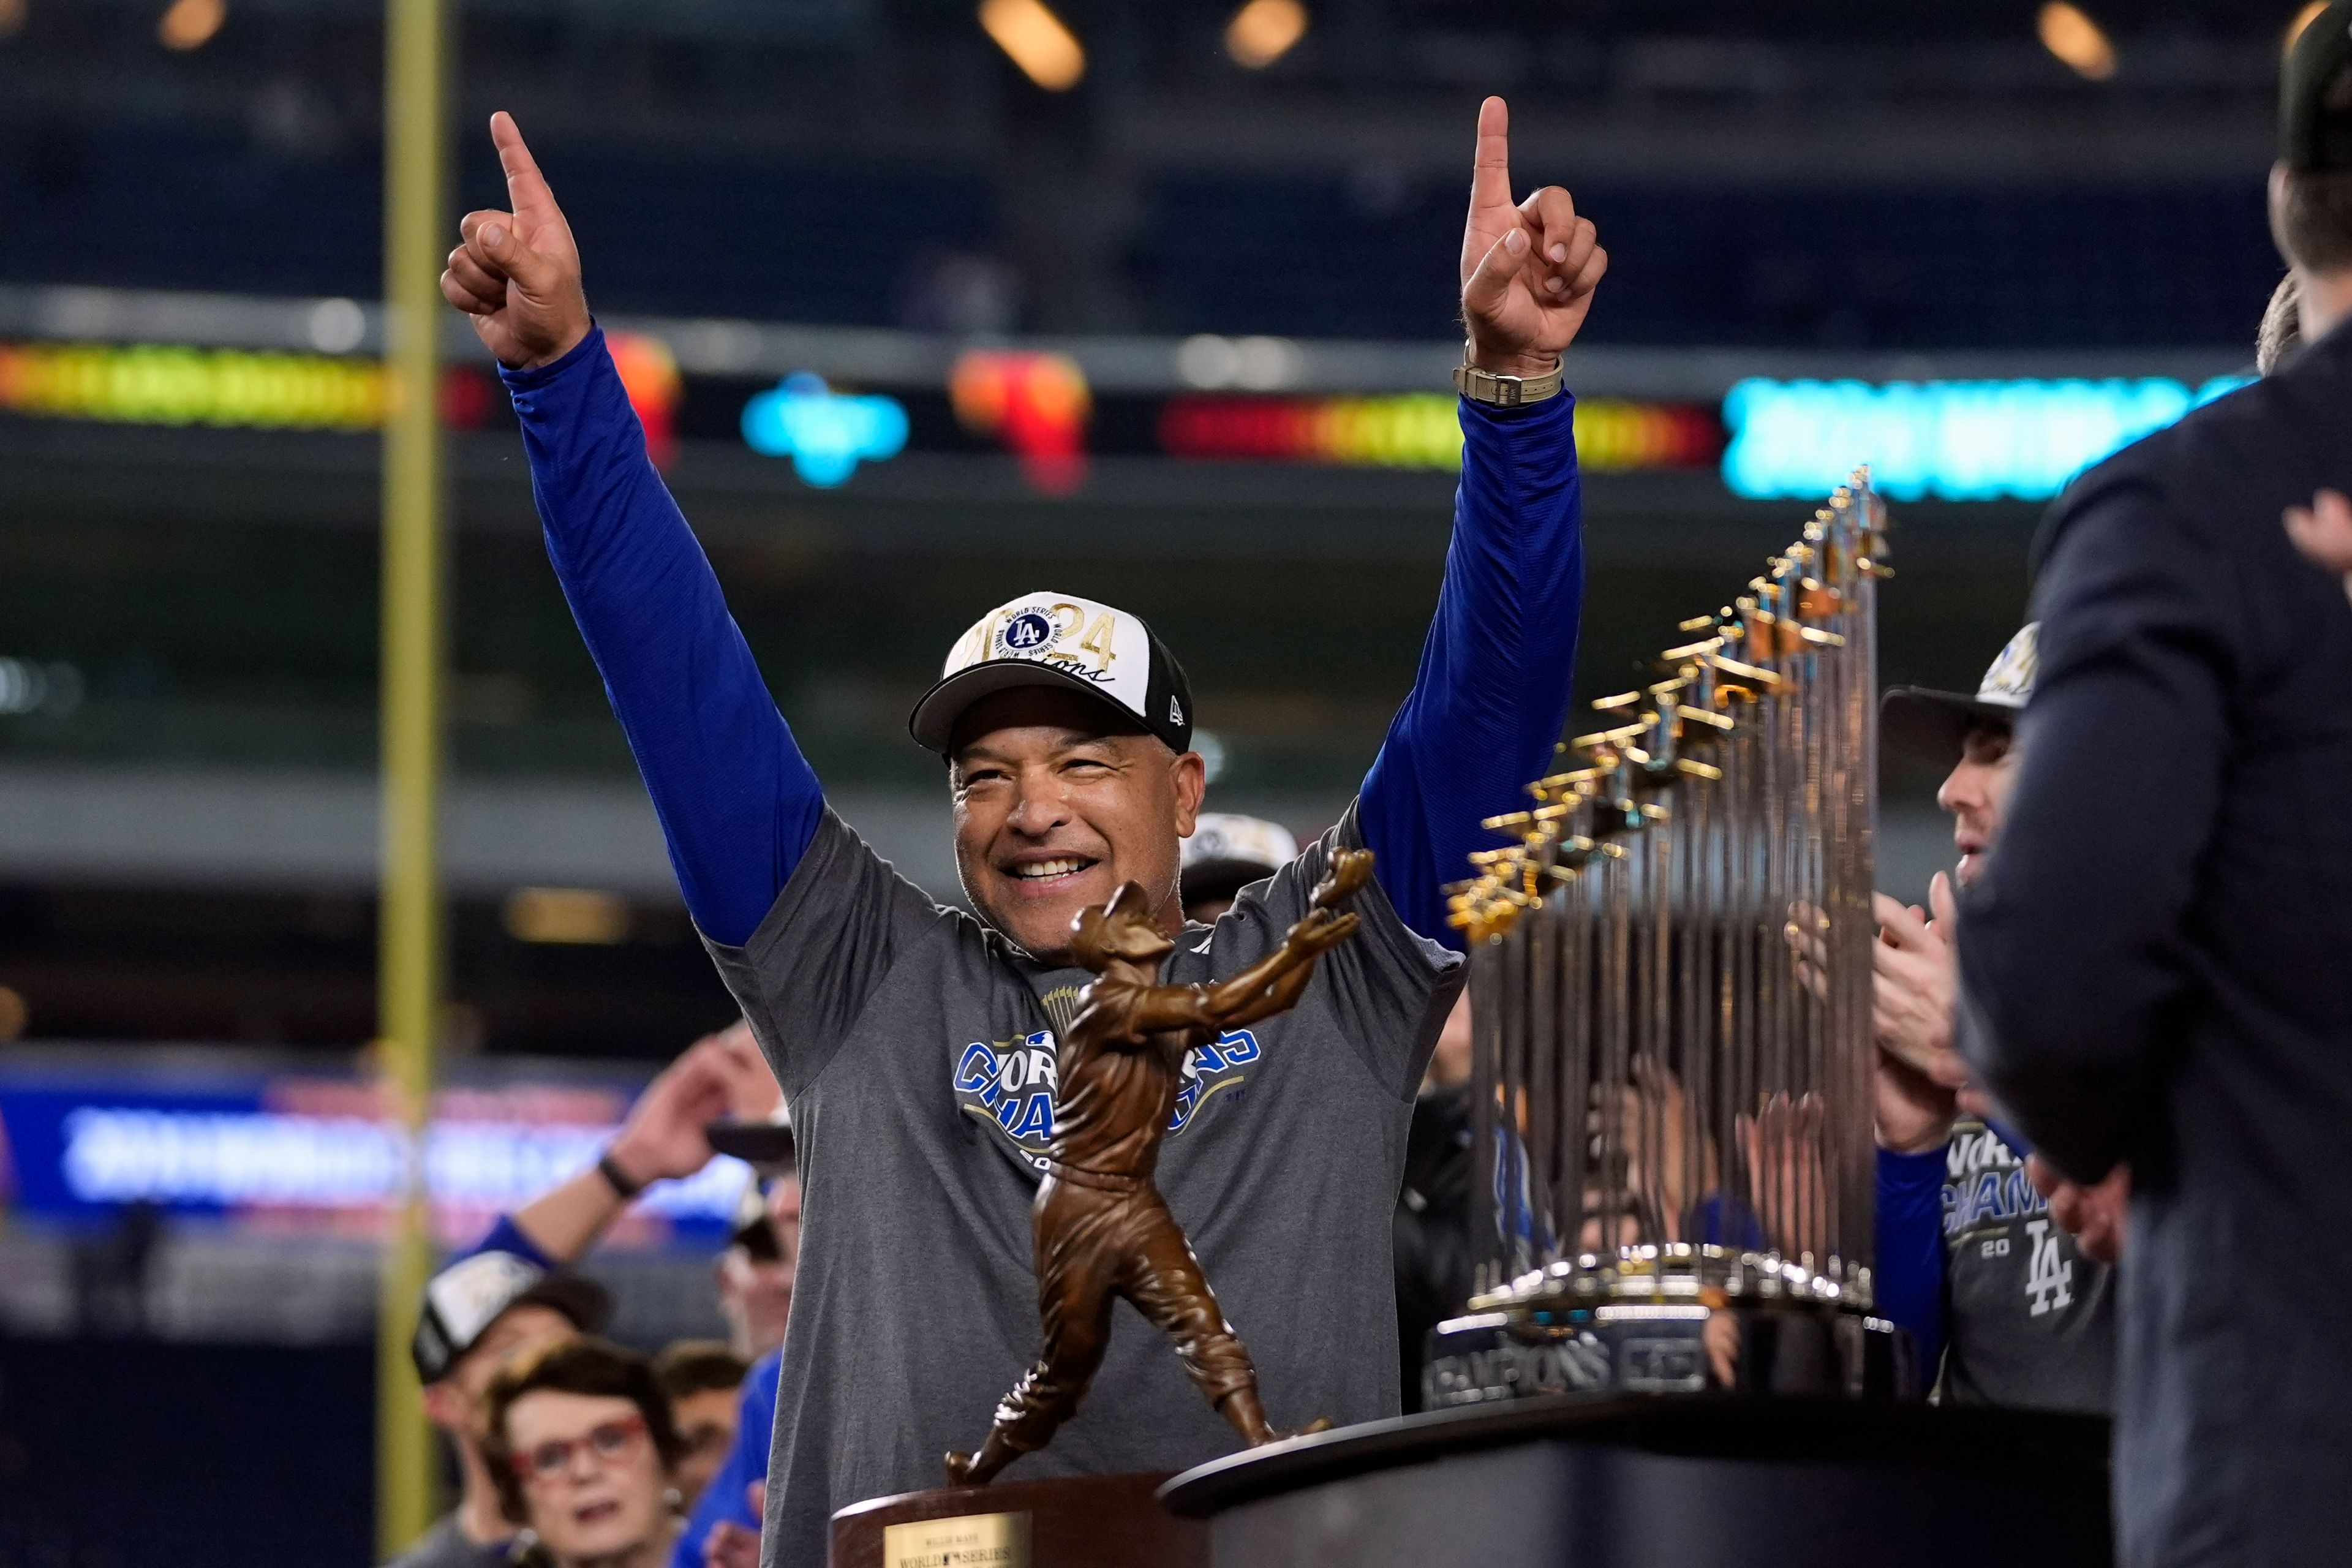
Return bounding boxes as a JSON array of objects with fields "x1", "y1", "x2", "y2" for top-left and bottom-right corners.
[{"x1": 832, "y1": 1471, "x2": 1209, "y2": 1568}]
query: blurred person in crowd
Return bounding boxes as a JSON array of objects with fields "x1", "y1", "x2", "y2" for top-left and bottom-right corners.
[
  {"x1": 652, "y1": 1343, "x2": 748, "y2": 1515},
  {"x1": 1956, "y1": 15, "x2": 2352, "y2": 1562},
  {"x1": 398, "y1": 1252, "x2": 612, "y2": 1568},
  {"x1": 710, "y1": 1175, "x2": 797, "y2": 1362},
  {"x1": 1798, "y1": 627, "x2": 2117, "y2": 1413},
  {"x1": 388, "y1": 1026, "x2": 777, "y2": 1568},
  {"x1": 443, "y1": 93, "x2": 1604, "y2": 1562},
  {"x1": 1423, "y1": 986, "x2": 1472, "y2": 1090},
  {"x1": 674, "y1": 1121, "x2": 796, "y2": 1568},
  {"x1": 1393, "y1": 987, "x2": 1476, "y2": 1411},
  {"x1": 1178, "y1": 813, "x2": 1299, "y2": 923},
  {"x1": 484, "y1": 1339, "x2": 689, "y2": 1568}
]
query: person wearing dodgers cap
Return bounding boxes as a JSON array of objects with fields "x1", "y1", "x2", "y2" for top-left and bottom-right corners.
[
  {"x1": 447, "y1": 90, "x2": 1601, "y2": 1564},
  {"x1": 1180, "y1": 813, "x2": 1304, "y2": 924},
  {"x1": 1859, "y1": 626, "x2": 2120, "y2": 1423}
]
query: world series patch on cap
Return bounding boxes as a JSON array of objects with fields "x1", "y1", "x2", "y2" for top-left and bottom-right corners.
[{"x1": 908, "y1": 590, "x2": 1196, "y2": 756}]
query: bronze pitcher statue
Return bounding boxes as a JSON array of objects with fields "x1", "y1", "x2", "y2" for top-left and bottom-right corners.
[{"x1": 945, "y1": 848, "x2": 1373, "y2": 1486}]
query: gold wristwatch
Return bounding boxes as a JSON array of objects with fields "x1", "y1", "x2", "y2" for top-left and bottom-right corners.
[{"x1": 1453, "y1": 352, "x2": 1564, "y2": 407}]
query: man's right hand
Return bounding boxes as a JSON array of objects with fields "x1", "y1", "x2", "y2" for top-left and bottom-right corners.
[
  {"x1": 440, "y1": 111, "x2": 592, "y2": 371},
  {"x1": 1458, "y1": 96, "x2": 1606, "y2": 379}
]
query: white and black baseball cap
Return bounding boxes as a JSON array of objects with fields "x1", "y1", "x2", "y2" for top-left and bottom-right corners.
[
  {"x1": 410, "y1": 1247, "x2": 612, "y2": 1385},
  {"x1": 908, "y1": 590, "x2": 1196, "y2": 756},
  {"x1": 1880, "y1": 624, "x2": 2040, "y2": 768},
  {"x1": 1180, "y1": 813, "x2": 1300, "y2": 910}
]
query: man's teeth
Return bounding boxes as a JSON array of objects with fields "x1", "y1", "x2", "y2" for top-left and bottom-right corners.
[{"x1": 1012, "y1": 858, "x2": 1088, "y2": 880}]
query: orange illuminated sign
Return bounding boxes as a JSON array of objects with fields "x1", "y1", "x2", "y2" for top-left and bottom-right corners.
[{"x1": 1158, "y1": 393, "x2": 1721, "y2": 474}]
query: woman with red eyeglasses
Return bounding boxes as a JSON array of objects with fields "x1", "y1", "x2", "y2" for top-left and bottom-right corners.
[{"x1": 481, "y1": 1338, "x2": 692, "y2": 1568}]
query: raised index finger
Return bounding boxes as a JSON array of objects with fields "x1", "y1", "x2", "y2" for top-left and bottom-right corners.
[
  {"x1": 1471, "y1": 96, "x2": 1512, "y2": 211},
  {"x1": 489, "y1": 110, "x2": 560, "y2": 226}
]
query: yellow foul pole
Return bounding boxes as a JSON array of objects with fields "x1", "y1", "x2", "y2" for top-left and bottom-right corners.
[{"x1": 377, "y1": 0, "x2": 448, "y2": 1550}]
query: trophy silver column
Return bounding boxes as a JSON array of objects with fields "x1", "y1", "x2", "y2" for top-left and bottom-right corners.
[{"x1": 1425, "y1": 473, "x2": 1915, "y2": 1406}]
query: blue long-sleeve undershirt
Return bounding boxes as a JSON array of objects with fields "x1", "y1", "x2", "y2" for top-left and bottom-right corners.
[
  {"x1": 1360, "y1": 391, "x2": 1586, "y2": 948},
  {"x1": 1875, "y1": 1144, "x2": 1947, "y2": 1382},
  {"x1": 505, "y1": 328, "x2": 823, "y2": 946},
  {"x1": 504, "y1": 327, "x2": 1586, "y2": 948}
]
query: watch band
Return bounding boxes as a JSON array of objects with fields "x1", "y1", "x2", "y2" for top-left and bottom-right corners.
[
  {"x1": 597, "y1": 1150, "x2": 647, "y2": 1200},
  {"x1": 1453, "y1": 355, "x2": 1564, "y2": 407}
]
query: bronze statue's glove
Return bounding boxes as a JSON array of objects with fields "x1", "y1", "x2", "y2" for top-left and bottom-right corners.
[
  {"x1": 1284, "y1": 908, "x2": 1362, "y2": 960},
  {"x1": 1311, "y1": 847, "x2": 1374, "y2": 912}
]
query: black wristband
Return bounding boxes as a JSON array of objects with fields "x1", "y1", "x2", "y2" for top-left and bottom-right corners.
[{"x1": 597, "y1": 1150, "x2": 646, "y2": 1200}]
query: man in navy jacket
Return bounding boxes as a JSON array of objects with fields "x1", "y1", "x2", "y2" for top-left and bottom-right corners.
[{"x1": 1957, "y1": 13, "x2": 2352, "y2": 1563}]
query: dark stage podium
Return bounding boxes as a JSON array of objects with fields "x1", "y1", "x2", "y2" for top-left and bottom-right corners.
[{"x1": 1159, "y1": 1396, "x2": 2112, "y2": 1568}]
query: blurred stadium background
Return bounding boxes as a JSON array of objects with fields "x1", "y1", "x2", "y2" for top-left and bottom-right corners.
[{"x1": 0, "y1": 0, "x2": 2309, "y2": 1561}]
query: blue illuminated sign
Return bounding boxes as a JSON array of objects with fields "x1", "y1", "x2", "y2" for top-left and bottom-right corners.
[
  {"x1": 0, "y1": 1056, "x2": 743, "y2": 1245},
  {"x1": 1721, "y1": 375, "x2": 2252, "y2": 502},
  {"x1": 741, "y1": 371, "x2": 908, "y2": 486}
]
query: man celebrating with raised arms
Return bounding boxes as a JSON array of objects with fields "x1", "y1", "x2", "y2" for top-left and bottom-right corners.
[{"x1": 442, "y1": 98, "x2": 1604, "y2": 1566}]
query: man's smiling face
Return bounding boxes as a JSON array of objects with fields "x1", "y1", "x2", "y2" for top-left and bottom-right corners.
[{"x1": 949, "y1": 687, "x2": 1205, "y2": 965}]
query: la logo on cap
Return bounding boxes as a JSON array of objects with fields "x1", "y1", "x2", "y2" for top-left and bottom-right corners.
[{"x1": 910, "y1": 589, "x2": 1195, "y2": 756}]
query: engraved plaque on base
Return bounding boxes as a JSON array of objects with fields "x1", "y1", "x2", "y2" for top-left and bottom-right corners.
[
  {"x1": 881, "y1": 1510, "x2": 1030, "y2": 1568},
  {"x1": 833, "y1": 1473, "x2": 1204, "y2": 1568}
]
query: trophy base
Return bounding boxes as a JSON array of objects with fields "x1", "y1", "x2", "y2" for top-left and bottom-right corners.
[
  {"x1": 831, "y1": 1470, "x2": 1208, "y2": 1568},
  {"x1": 1159, "y1": 1396, "x2": 2110, "y2": 1568},
  {"x1": 1422, "y1": 1297, "x2": 1917, "y2": 1406}
]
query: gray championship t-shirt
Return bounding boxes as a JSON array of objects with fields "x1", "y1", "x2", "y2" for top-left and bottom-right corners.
[
  {"x1": 1937, "y1": 1116, "x2": 2114, "y2": 1413},
  {"x1": 710, "y1": 807, "x2": 1461, "y2": 1567}
]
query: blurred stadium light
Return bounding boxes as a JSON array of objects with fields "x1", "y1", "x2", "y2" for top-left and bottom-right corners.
[
  {"x1": 156, "y1": 0, "x2": 222, "y2": 51},
  {"x1": 2039, "y1": 2, "x2": 2118, "y2": 81},
  {"x1": 2288, "y1": 2, "x2": 2329, "y2": 52},
  {"x1": 978, "y1": 0, "x2": 1083, "y2": 91},
  {"x1": 500, "y1": 887, "x2": 632, "y2": 946},
  {"x1": 1226, "y1": 0, "x2": 1308, "y2": 70}
]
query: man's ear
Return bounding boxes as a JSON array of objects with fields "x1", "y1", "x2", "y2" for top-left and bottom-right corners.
[
  {"x1": 1169, "y1": 748, "x2": 1207, "y2": 839},
  {"x1": 2271, "y1": 162, "x2": 2297, "y2": 270},
  {"x1": 420, "y1": 1376, "x2": 466, "y2": 1432}
]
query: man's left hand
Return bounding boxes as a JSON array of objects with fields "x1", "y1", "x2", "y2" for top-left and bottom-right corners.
[{"x1": 1459, "y1": 96, "x2": 1607, "y2": 379}]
